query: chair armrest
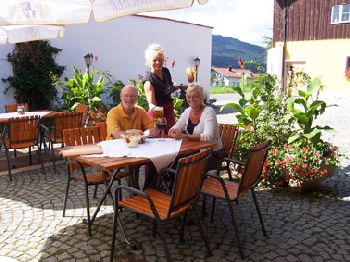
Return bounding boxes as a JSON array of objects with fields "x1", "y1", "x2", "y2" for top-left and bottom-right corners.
[
  {"x1": 224, "y1": 157, "x2": 245, "y2": 166},
  {"x1": 115, "y1": 186, "x2": 162, "y2": 220}
]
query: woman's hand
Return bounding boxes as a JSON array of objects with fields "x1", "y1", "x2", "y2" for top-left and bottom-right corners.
[{"x1": 169, "y1": 128, "x2": 187, "y2": 140}]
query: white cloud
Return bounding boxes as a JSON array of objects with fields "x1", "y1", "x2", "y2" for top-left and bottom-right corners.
[{"x1": 147, "y1": 0, "x2": 274, "y2": 47}]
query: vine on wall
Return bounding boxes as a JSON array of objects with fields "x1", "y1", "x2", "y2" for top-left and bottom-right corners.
[{"x1": 2, "y1": 40, "x2": 65, "y2": 110}]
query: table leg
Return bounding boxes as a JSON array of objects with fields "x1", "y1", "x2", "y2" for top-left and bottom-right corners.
[{"x1": 88, "y1": 167, "x2": 123, "y2": 225}]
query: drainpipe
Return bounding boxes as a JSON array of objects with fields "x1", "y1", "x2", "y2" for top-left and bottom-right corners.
[{"x1": 281, "y1": 0, "x2": 288, "y2": 93}]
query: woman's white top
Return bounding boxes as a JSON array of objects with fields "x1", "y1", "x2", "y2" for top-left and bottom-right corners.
[{"x1": 170, "y1": 106, "x2": 223, "y2": 150}]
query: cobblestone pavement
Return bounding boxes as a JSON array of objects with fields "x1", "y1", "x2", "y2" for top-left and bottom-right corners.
[{"x1": 0, "y1": 157, "x2": 349, "y2": 261}]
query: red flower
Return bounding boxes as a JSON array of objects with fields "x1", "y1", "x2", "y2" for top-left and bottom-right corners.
[
  {"x1": 320, "y1": 169, "x2": 328, "y2": 175},
  {"x1": 301, "y1": 163, "x2": 308, "y2": 169}
]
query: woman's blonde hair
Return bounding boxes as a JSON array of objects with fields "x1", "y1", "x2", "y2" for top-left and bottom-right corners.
[
  {"x1": 186, "y1": 82, "x2": 206, "y2": 105},
  {"x1": 144, "y1": 43, "x2": 166, "y2": 66}
]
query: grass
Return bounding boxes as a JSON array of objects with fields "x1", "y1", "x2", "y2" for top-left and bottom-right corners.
[{"x1": 209, "y1": 85, "x2": 252, "y2": 94}]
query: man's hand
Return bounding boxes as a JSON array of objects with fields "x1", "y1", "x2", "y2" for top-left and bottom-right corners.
[{"x1": 112, "y1": 131, "x2": 126, "y2": 139}]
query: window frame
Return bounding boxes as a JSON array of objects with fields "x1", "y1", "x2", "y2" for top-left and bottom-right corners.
[{"x1": 331, "y1": 4, "x2": 350, "y2": 24}]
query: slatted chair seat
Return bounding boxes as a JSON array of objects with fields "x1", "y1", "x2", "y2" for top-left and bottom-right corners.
[
  {"x1": 201, "y1": 176, "x2": 240, "y2": 200},
  {"x1": 3, "y1": 138, "x2": 36, "y2": 149},
  {"x1": 119, "y1": 188, "x2": 191, "y2": 220},
  {"x1": 111, "y1": 149, "x2": 212, "y2": 262},
  {"x1": 201, "y1": 140, "x2": 271, "y2": 260},
  {"x1": 74, "y1": 169, "x2": 128, "y2": 185}
]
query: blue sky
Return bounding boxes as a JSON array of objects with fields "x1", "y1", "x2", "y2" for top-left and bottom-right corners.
[{"x1": 148, "y1": 0, "x2": 274, "y2": 47}]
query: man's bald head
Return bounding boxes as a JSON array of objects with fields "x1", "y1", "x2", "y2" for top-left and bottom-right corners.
[{"x1": 120, "y1": 85, "x2": 138, "y2": 97}]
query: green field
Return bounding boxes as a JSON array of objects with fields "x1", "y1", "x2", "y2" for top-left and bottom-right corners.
[{"x1": 209, "y1": 86, "x2": 251, "y2": 94}]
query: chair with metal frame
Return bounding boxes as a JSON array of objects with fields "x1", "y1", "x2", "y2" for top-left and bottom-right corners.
[
  {"x1": 110, "y1": 149, "x2": 212, "y2": 262},
  {"x1": 5, "y1": 103, "x2": 29, "y2": 113},
  {"x1": 62, "y1": 126, "x2": 128, "y2": 236},
  {"x1": 42, "y1": 111, "x2": 83, "y2": 171},
  {"x1": 200, "y1": 140, "x2": 271, "y2": 259},
  {"x1": 1, "y1": 115, "x2": 45, "y2": 181}
]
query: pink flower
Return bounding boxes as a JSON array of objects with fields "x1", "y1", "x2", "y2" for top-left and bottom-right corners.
[{"x1": 273, "y1": 148, "x2": 279, "y2": 155}]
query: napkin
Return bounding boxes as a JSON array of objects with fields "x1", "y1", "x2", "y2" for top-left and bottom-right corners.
[{"x1": 61, "y1": 144, "x2": 102, "y2": 157}]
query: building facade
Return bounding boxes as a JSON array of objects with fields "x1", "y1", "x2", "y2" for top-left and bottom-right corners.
[
  {"x1": 0, "y1": 15, "x2": 212, "y2": 112},
  {"x1": 268, "y1": 0, "x2": 350, "y2": 92}
]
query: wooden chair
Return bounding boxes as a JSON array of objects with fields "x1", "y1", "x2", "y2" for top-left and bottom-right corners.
[
  {"x1": 110, "y1": 149, "x2": 211, "y2": 262},
  {"x1": 218, "y1": 123, "x2": 240, "y2": 180},
  {"x1": 42, "y1": 111, "x2": 82, "y2": 171},
  {"x1": 201, "y1": 140, "x2": 271, "y2": 259},
  {"x1": 94, "y1": 122, "x2": 107, "y2": 141},
  {"x1": 62, "y1": 126, "x2": 128, "y2": 236},
  {"x1": 5, "y1": 103, "x2": 29, "y2": 113},
  {"x1": 75, "y1": 103, "x2": 89, "y2": 126},
  {"x1": 1, "y1": 115, "x2": 45, "y2": 181}
]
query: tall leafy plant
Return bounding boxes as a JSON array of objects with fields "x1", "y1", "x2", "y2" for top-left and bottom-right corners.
[
  {"x1": 2, "y1": 41, "x2": 64, "y2": 110},
  {"x1": 55, "y1": 67, "x2": 106, "y2": 112},
  {"x1": 287, "y1": 77, "x2": 334, "y2": 145}
]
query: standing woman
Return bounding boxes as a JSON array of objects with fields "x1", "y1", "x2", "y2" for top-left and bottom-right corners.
[{"x1": 144, "y1": 43, "x2": 176, "y2": 134}]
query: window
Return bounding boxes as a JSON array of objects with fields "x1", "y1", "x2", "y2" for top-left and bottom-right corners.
[{"x1": 331, "y1": 4, "x2": 350, "y2": 24}]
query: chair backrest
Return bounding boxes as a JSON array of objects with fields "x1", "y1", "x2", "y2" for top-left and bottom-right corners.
[
  {"x1": 169, "y1": 149, "x2": 210, "y2": 216},
  {"x1": 93, "y1": 122, "x2": 107, "y2": 141},
  {"x1": 219, "y1": 124, "x2": 239, "y2": 159},
  {"x1": 62, "y1": 126, "x2": 102, "y2": 172},
  {"x1": 75, "y1": 104, "x2": 89, "y2": 126},
  {"x1": 5, "y1": 103, "x2": 29, "y2": 113},
  {"x1": 7, "y1": 115, "x2": 40, "y2": 148},
  {"x1": 238, "y1": 140, "x2": 271, "y2": 194},
  {"x1": 52, "y1": 112, "x2": 83, "y2": 142},
  {"x1": 62, "y1": 126, "x2": 101, "y2": 147}
]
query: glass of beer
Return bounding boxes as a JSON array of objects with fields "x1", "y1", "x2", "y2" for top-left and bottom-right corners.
[{"x1": 152, "y1": 106, "x2": 164, "y2": 124}]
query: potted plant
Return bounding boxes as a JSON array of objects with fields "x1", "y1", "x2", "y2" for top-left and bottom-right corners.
[{"x1": 223, "y1": 59, "x2": 339, "y2": 191}]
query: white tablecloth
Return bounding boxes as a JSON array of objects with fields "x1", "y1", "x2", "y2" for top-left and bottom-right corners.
[
  {"x1": 86, "y1": 138, "x2": 182, "y2": 172},
  {"x1": 0, "y1": 111, "x2": 50, "y2": 119}
]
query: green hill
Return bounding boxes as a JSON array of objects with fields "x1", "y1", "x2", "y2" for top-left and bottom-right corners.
[{"x1": 212, "y1": 35, "x2": 266, "y2": 70}]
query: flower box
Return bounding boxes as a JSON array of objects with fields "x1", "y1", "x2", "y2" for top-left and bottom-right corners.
[{"x1": 288, "y1": 162, "x2": 337, "y2": 192}]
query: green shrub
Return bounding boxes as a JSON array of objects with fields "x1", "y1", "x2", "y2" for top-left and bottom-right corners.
[{"x1": 2, "y1": 41, "x2": 64, "y2": 110}]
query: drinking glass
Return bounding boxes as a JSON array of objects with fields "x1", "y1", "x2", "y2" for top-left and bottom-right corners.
[{"x1": 156, "y1": 117, "x2": 167, "y2": 141}]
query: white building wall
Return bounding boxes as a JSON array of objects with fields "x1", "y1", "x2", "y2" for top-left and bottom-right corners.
[{"x1": 0, "y1": 15, "x2": 212, "y2": 112}]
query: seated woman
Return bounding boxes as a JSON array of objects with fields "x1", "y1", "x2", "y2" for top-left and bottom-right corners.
[{"x1": 169, "y1": 83, "x2": 222, "y2": 151}]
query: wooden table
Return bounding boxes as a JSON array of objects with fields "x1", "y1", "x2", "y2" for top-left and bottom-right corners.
[
  {"x1": 62, "y1": 139, "x2": 216, "y2": 225},
  {"x1": 68, "y1": 139, "x2": 215, "y2": 172}
]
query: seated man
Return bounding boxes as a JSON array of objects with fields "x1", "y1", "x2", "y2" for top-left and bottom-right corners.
[
  {"x1": 106, "y1": 84, "x2": 159, "y2": 188},
  {"x1": 106, "y1": 84, "x2": 158, "y2": 139}
]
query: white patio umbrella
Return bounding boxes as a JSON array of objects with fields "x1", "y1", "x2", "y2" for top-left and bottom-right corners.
[
  {"x1": 0, "y1": 25, "x2": 64, "y2": 44},
  {"x1": 0, "y1": 0, "x2": 209, "y2": 25}
]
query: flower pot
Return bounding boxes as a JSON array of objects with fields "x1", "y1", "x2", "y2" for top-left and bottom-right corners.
[{"x1": 288, "y1": 162, "x2": 337, "y2": 192}]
